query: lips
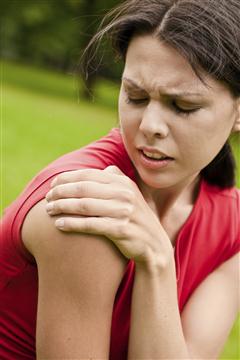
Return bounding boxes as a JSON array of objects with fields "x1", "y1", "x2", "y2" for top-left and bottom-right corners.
[
  {"x1": 142, "y1": 150, "x2": 170, "y2": 160},
  {"x1": 136, "y1": 145, "x2": 174, "y2": 170},
  {"x1": 138, "y1": 146, "x2": 173, "y2": 160},
  {"x1": 138, "y1": 150, "x2": 174, "y2": 170}
]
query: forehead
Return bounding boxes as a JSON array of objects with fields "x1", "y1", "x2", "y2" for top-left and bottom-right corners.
[{"x1": 123, "y1": 34, "x2": 224, "y2": 96}]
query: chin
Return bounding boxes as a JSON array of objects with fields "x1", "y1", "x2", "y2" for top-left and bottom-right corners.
[{"x1": 138, "y1": 172, "x2": 176, "y2": 189}]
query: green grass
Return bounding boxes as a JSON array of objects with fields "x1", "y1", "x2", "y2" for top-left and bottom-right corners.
[
  {"x1": 1, "y1": 60, "x2": 239, "y2": 359},
  {"x1": 1, "y1": 60, "x2": 120, "y2": 207}
]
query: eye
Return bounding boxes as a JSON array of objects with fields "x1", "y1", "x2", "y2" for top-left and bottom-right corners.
[
  {"x1": 125, "y1": 97, "x2": 148, "y2": 105},
  {"x1": 172, "y1": 101, "x2": 201, "y2": 116}
]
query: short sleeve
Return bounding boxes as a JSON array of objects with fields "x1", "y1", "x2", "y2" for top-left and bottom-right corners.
[{"x1": 1, "y1": 128, "x2": 135, "y2": 272}]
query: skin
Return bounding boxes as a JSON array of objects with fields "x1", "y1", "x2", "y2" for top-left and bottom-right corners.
[
  {"x1": 46, "y1": 34, "x2": 240, "y2": 249},
  {"x1": 118, "y1": 34, "x2": 239, "y2": 218},
  {"x1": 21, "y1": 33, "x2": 240, "y2": 359}
]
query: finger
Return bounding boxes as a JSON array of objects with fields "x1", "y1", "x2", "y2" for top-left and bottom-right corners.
[
  {"x1": 104, "y1": 165, "x2": 125, "y2": 176},
  {"x1": 103, "y1": 165, "x2": 134, "y2": 188},
  {"x1": 50, "y1": 168, "x2": 121, "y2": 188},
  {"x1": 54, "y1": 216, "x2": 120, "y2": 239},
  {"x1": 46, "y1": 181, "x2": 116, "y2": 202},
  {"x1": 46, "y1": 198, "x2": 130, "y2": 218}
]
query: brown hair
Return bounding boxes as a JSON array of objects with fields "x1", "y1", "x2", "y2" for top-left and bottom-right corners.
[{"x1": 84, "y1": 0, "x2": 240, "y2": 188}]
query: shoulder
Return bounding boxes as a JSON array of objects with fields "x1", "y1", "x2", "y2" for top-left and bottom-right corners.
[
  {"x1": 21, "y1": 197, "x2": 128, "y2": 315},
  {"x1": 201, "y1": 181, "x2": 240, "y2": 232},
  {"x1": 194, "y1": 180, "x2": 240, "y2": 259},
  {"x1": 22, "y1": 198, "x2": 128, "y2": 275},
  {"x1": 202, "y1": 180, "x2": 240, "y2": 204},
  {"x1": 3, "y1": 128, "x2": 134, "y2": 262},
  {"x1": 21, "y1": 199, "x2": 128, "y2": 358}
]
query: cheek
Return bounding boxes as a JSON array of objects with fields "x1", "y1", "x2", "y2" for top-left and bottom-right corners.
[
  {"x1": 175, "y1": 113, "x2": 231, "y2": 166},
  {"x1": 197, "y1": 110, "x2": 234, "y2": 151},
  {"x1": 118, "y1": 98, "x2": 142, "y2": 130}
]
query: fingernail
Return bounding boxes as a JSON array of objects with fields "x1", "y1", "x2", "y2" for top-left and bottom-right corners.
[
  {"x1": 46, "y1": 190, "x2": 52, "y2": 201},
  {"x1": 55, "y1": 219, "x2": 65, "y2": 229},
  {"x1": 51, "y1": 177, "x2": 58, "y2": 188},
  {"x1": 46, "y1": 202, "x2": 54, "y2": 213}
]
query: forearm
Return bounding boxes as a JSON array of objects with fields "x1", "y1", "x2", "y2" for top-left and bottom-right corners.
[{"x1": 127, "y1": 257, "x2": 190, "y2": 359}]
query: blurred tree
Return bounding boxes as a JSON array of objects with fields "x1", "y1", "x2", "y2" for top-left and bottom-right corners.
[
  {"x1": 74, "y1": 0, "x2": 102, "y2": 99},
  {"x1": 72, "y1": 0, "x2": 122, "y2": 99},
  {"x1": 0, "y1": 0, "x2": 121, "y2": 98}
]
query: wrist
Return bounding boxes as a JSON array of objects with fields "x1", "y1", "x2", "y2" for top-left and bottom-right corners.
[{"x1": 135, "y1": 248, "x2": 175, "y2": 277}]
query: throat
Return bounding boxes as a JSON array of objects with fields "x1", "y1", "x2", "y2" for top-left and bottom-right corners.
[{"x1": 149, "y1": 203, "x2": 194, "y2": 248}]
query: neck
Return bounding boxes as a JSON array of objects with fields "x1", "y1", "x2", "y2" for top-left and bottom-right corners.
[{"x1": 136, "y1": 174, "x2": 201, "y2": 219}]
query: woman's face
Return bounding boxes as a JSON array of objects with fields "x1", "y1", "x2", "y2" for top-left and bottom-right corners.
[{"x1": 118, "y1": 34, "x2": 239, "y2": 190}]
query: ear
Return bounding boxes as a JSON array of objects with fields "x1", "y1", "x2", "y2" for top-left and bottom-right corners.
[{"x1": 231, "y1": 99, "x2": 240, "y2": 133}]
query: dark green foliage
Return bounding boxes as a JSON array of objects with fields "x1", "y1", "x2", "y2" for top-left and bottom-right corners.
[{"x1": 0, "y1": 0, "x2": 121, "y2": 96}]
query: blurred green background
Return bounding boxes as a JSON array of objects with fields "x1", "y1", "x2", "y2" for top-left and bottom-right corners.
[{"x1": 1, "y1": 1, "x2": 239, "y2": 359}]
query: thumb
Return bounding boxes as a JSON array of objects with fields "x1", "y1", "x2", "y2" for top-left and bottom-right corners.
[{"x1": 104, "y1": 165, "x2": 124, "y2": 175}]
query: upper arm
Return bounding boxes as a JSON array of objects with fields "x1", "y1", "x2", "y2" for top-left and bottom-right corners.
[
  {"x1": 181, "y1": 252, "x2": 240, "y2": 360},
  {"x1": 22, "y1": 199, "x2": 128, "y2": 359}
]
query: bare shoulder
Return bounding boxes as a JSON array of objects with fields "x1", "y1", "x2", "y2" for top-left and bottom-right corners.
[
  {"x1": 22, "y1": 198, "x2": 127, "y2": 270},
  {"x1": 21, "y1": 199, "x2": 128, "y2": 358},
  {"x1": 181, "y1": 252, "x2": 239, "y2": 359}
]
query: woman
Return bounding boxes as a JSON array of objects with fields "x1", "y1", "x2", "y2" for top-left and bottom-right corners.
[{"x1": 1, "y1": 0, "x2": 239, "y2": 359}]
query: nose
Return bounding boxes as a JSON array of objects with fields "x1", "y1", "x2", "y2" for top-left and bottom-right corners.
[{"x1": 139, "y1": 101, "x2": 169, "y2": 140}]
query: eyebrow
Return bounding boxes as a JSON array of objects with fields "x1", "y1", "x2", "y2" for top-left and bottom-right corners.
[{"x1": 122, "y1": 77, "x2": 203, "y2": 98}]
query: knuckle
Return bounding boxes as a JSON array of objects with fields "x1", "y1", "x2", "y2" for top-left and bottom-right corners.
[
  {"x1": 122, "y1": 176, "x2": 133, "y2": 186},
  {"x1": 122, "y1": 189, "x2": 135, "y2": 202},
  {"x1": 78, "y1": 200, "x2": 89, "y2": 214},
  {"x1": 157, "y1": 254, "x2": 170, "y2": 270},
  {"x1": 117, "y1": 220, "x2": 130, "y2": 238},
  {"x1": 105, "y1": 165, "x2": 117, "y2": 171},
  {"x1": 53, "y1": 200, "x2": 61, "y2": 212},
  {"x1": 75, "y1": 182, "x2": 83, "y2": 195},
  {"x1": 57, "y1": 173, "x2": 67, "y2": 183},
  {"x1": 119, "y1": 228, "x2": 129, "y2": 239},
  {"x1": 121, "y1": 204, "x2": 133, "y2": 218},
  {"x1": 76, "y1": 182, "x2": 90, "y2": 197},
  {"x1": 111, "y1": 165, "x2": 119, "y2": 172},
  {"x1": 114, "y1": 223, "x2": 124, "y2": 238},
  {"x1": 52, "y1": 186, "x2": 61, "y2": 199}
]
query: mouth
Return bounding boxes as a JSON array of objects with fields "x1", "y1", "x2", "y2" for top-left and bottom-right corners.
[
  {"x1": 138, "y1": 150, "x2": 174, "y2": 170},
  {"x1": 141, "y1": 149, "x2": 173, "y2": 161}
]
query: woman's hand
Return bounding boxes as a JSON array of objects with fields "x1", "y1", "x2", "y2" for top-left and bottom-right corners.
[{"x1": 45, "y1": 166, "x2": 174, "y2": 268}]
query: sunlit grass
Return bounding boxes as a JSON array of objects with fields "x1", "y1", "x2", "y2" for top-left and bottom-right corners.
[
  {"x1": 1, "y1": 60, "x2": 119, "y2": 207},
  {"x1": 1, "y1": 60, "x2": 239, "y2": 359}
]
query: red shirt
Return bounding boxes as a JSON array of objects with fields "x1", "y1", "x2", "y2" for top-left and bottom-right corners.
[{"x1": 1, "y1": 128, "x2": 239, "y2": 360}]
